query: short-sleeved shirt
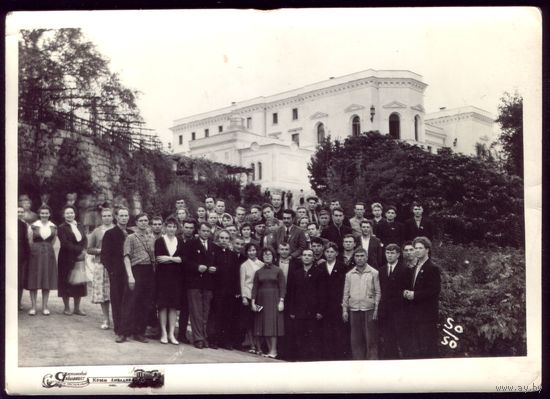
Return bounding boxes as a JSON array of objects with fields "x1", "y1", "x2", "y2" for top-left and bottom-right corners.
[{"x1": 124, "y1": 230, "x2": 155, "y2": 266}]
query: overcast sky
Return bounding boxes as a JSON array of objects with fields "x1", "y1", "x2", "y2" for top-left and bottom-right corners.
[{"x1": 9, "y1": 8, "x2": 541, "y2": 145}]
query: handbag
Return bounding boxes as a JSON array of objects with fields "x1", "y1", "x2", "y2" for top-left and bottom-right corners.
[{"x1": 69, "y1": 260, "x2": 90, "y2": 285}]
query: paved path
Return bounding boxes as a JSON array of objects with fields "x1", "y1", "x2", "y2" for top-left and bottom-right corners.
[{"x1": 18, "y1": 289, "x2": 279, "y2": 367}]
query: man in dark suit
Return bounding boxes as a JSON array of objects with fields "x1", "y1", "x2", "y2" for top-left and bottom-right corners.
[
  {"x1": 309, "y1": 237, "x2": 327, "y2": 267},
  {"x1": 404, "y1": 202, "x2": 435, "y2": 242},
  {"x1": 356, "y1": 219, "x2": 384, "y2": 269},
  {"x1": 378, "y1": 243, "x2": 408, "y2": 359},
  {"x1": 185, "y1": 222, "x2": 219, "y2": 349},
  {"x1": 317, "y1": 242, "x2": 351, "y2": 360},
  {"x1": 101, "y1": 206, "x2": 131, "y2": 343},
  {"x1": 275, "y1": 209, "x2": 308, "y2": 259},
  {"x1": 321, "y1": 207, "x2": 353, "y2": 252},
  {"x1": 376, "y1": 205, "x2": 404, "y2": 248},
  {"x1": 403, "y1": 236, "x2": 441, "y2": 359},
  {"x1": 286, "y1": 248, "x2": 323, "y2": 361},
  {"x1": 176, "y1": 219, "x2": 197, "y2": 343},
  {"x1": 18, "y1": 207, "x2": 30, "y2": 310},
  {"x1": 206, "y1": 230, "x2": 240, "y2": 350},
  {"x1": 271, "y1": 193, "x2": 285, "y2": 220},
  {"x1": 306, "y1": 195, "x2": 320, "y2": 224}
]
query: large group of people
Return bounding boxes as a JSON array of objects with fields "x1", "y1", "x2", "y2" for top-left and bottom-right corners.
[{"x1": 18, "y1": 192, "x2": 441, "y2": 361}]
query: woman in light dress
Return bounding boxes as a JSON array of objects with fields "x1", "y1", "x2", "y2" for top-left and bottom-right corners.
[{"x1": 86, "y1": 207, "x2": 115, "y2": 329}]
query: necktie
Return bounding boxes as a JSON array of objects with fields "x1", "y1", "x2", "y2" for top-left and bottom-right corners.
[
  {"x1": 202, "y1": 240, "x2": 208, "y2": 251},
  {"x1": 285, "y1": 227, "x2": 290, "y2": 243}
]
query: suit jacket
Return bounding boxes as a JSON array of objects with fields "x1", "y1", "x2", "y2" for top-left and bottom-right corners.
[
  {"x1": 377, "y1": 220, "x2": 405, "y2": 247},
  {"x1": 356, "y1": 235, "x2": 384, "y2": 269},
  {"x1": 101, "y1": 225, "x2": 130, "y2": 275},
  {"x1": 275, "y1": 224, "x2": 308, "y2": 259},
  {"x1": 317, "y1": 260, "x2": 350, "y2": 320},
  {"x1": 378, "y1": 260, "x2": 408, "y2": 320},
  {"x1": 404, "y1": 217, "x2": 435, "y2": 241},
  {"x1": 286, "y1": 263, "x2": 323, "y2": 319},
  {"x1": 214, "y1": 247, "x2": 240, "y2": 296},
  {"x1": 404, "y1": 258, "x2": 441, "y2": 323},
  {"x1": 18, "y1": 220, "x2": 30, "y2": 264},
  {"x1": 321, "y1": 223, "x2": 353, "y2": 252},
  {"x1": 184, "y1": 238, "x2": 220, "y2": 291}
]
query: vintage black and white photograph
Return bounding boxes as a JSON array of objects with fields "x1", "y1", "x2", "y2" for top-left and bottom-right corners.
[{"x1": 5, "y1": 7, "x2": 541, "y2": 394}]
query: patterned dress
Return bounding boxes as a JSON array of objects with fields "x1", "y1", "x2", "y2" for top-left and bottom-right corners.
[{"x1": 87, "y1": 225, "x2": 114, "y2": 303}]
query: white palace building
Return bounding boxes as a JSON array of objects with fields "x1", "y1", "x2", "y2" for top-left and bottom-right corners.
[{"x1": 170, "y1": 69, "x2": 496, "y2": 191}]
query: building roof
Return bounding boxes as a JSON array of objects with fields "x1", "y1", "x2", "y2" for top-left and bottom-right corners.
[
  {"x1": 172, "y1": 69, "x2": 426, "y2": 126},
  {"x1": 425, "y1": 106, "x2": 495, "y2": 123}
]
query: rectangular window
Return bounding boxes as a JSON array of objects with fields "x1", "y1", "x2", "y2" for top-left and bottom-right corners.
[
  {"x1": 205, "y1": 129, "x2": 209, "y2": 137},
  {"x1": 191, "y1": 132, "x2": 196, "y2": 141},
  {"x1": 218, "y1": 125, "x2": 223, "y2": 133},
  {"x1": 178, "y1": 135, "x2": 183, "y2": 145},
  {"x1": 246, "y1": 117, "x2": 252, "y2": 129},
  {"x1": 292, "y1": 108, "x2": 298, "y2": 120},
  {"x1": 272, "y1": 112, "x2": 278, "y2": 124},
  {"x1": 291, "y1": 133, "x2": 300, "y2": 146}
]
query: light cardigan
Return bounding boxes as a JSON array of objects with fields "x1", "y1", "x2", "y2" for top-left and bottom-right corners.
[{"x1": 240, "y1": 258, "x2": 263, "y2": 299}]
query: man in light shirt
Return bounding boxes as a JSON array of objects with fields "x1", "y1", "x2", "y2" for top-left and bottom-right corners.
[
  {"x1": 349, "y1": 202, "x2": 367, "y2": 238},
  {"x1": 342, "y1": 247, "x2": 381, "y2": 360}
]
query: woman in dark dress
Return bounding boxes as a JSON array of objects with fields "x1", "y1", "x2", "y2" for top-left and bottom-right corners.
[
  {"x1": 57, "y1": 205, "x2": 88, "y2": 315},
  {"x1": 154, "y1": 217, "x2": 185, "y2": 345},
  {"x1": 251, "y1": 246, "x2": 286, "y2": 358}
]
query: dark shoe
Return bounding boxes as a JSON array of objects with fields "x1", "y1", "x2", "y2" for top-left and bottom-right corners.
[
  {"x1": 222, "y1": 344, "x2": 234, "y2": 351},
  {"x1": 133, "y1": 335, "x2": 149, "y2": 343},
  {"x1": 115, "y1": 335, "x2": 127, "y2": 343},
  {"x1": 209, "y1": 342, "x2": 218, "y2": 350},
  {"x1": 177, "y1": 336, "x2": 190, "y2": 344},
  {"x1": 194, "y1": 341, "x2": 204, "y2": 349}
]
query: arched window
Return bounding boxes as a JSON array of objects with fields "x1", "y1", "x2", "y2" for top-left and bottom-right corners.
[
  {"x1": 352, "y1": 115, "x2": 361, "y2": 136},
  {"x1": 257, "y1": 162, "x2": 263, "y2": 180},
  {"x1": 250, "y1": 163, "x2": 255, "y2": 181},
  {"x1": 414, "y1": 115, "x2": 420, "y2": 141},
  {"x1": 317, "y1": 123, "x2": 325, "y2": 144},
  {"x1": 389, "y1": 113, "x2": 400, "y2": 139}
]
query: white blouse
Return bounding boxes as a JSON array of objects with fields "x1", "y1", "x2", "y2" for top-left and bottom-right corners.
[
  {"x1": 163, "y1": 235, "x2": 178, "y2": 257},
  {"x1": 32, "y1": 220, "x2": 56, "y2": 240}
]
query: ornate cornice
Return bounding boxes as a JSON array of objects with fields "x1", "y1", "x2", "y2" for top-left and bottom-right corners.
[
  {"x1": 344, "y1": 104, "x2": 365, "y2": 113},
  {"x1": 411, "y1": 104, "x2": 425, "y2": 113},
  {"x1": 310, "y1": 111, "x2": 329, "y2": 120},
  {"x1": 383, "y1": 101, "x2": 408, "y2": 109}
]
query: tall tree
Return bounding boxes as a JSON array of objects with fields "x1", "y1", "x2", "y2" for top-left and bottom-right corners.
[{"x1": 495, "y1": 92, "x2": 523, "y2": 177}]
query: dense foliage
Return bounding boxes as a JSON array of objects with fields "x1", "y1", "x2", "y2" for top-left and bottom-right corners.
[
  {"x1": 494, "y1": 92, "x2": 523, "y2": 177},
  {"x1": 308, "y1": 132, "x2": 524, "y2": 248},
  {"x1": 435, "y1": 243, "x2": 526, "y2": 357}
]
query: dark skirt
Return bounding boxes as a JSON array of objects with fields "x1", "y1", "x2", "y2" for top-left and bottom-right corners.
[
  {"x1": 156, "y1": 262, "x2": 183, "y2": 309},
  {"x1": 26, "y1": 241, "x2": 57, "y2": 290},
  {"x1": 57, "y1": 249, "x2": 87, "y2": 298}
]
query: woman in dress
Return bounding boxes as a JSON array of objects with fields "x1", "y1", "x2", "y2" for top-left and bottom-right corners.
[
  {"x1": 26, "y1": 205, "x2": 57, "y2": 315},
  {"x1": 154, "y1": 217, "x2": 185, "y2": 345},
  {"x1": 251, "y1": 246, "x2": 286, "y2": 358},
  {"x1": 239, "y1": 242, "x2": 263, "y2": 354},
  {"x1": 57, "y1": 205, "x2": 88, "y2": 315},
  {"x1": 86, "y1": 207, "x2": 115, "y2": 329}
]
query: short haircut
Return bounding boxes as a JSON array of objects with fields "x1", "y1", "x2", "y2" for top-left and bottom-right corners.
[
  {"x1": 411, "y1": 201, "x2": 423, "y2": 209},
  {"x1": 360, "y1": 219, "x2": 374, "y2": 228},
  {"x1": 182, "y1": 218, "x2": 196, "y2": 227},
  {"x1": 385, "y1": 243, "x2": 401, "y2": 253},
  {"x1": 253, "y1": 220, "x2": 266, "y2": 228},
  {"x1": 355, "y1": 202, "x2": 366, "y2": 208},
  {"x1": 151, "y1": 215, "x2": 163, "y2": 223},
  {"x1": 233, "y1": 235, "x2": 245, "y2": 242},
  {"x1": 386, "y1": 205, "x2": 397, "y2": 213},
  {"x1": 244, "y1": 242, "x2": 260, "y2": 255},
  {"x1": 307, "y1": 221, "x2": 319, "y2": 229},
  {"x1": 332, "y1": 207, "x2": 344, "y2": 215},
  {"x1": 115, "y1": 206, "x2": 129, "y2": 216},
  {"x1": 216, "y1": 199, "x2": 225, "y2": 204},
  {"x1": 240, "y1": 223, "x2": 252, "y2": 232},
  {"x1": 236, "y1": 206, "x2": 246, "y2": 212},
  {"x1": 38, "y1": 204, "x2": 52, "y2": 213},
  {"x1": 205, "y1": 196, "x2": 215, "y2": 202},
  {"x1": 371, "y1": 202, "x2": 383, "y2": 210},
  {"x1": 62, "y1": 204, "x2": 77, "y2": 215},
  {"x1": 176, "y1": 198, "x2": 186, "y2": 203},
  {"x1": 135, "y1": 212, "x2": 149, "y2": 221},
  {"x1": 262, "y1": 203, "x2": 274, "y2": 211},
  {"x1": 318, "y1": 209, "x2": 330, "y2": 216},
  {"x1": 278, "y1": 241, "x2": 290, "y2": 248},
  {"x1": 301, "y1": 248, "x2": 314, "y2": 255},
  {"x1": 100, "y1": 207, "x2": 113, "y2": 215},
  {"x1": 343, "y1": 234, "x2": 356, "y2": 241},
  {"x1": 353, "y1": 247, "x2": 367, "y2": 256},
  {"x1": 413, "y1": 236, "x2": 432, "y2": 252},
  {"x1": 250, "y1": 204, "x2": 262, "y2": 212},
  {"x1": 198, "y1": 221, "x2": 211, "y2": 230},
  {"x1": 283, "y1": 209, "x2": 296, "y2": 218},
  {"x1": 310, "y1": 236, "x2": 324, "y2": 246},
  {"x1": 402, "y1": 241, "x2": 414, "y2": 249},
  {"x1": 164, "y1": 216, "x2": 178, "y2": 227},
  {"x1": 295, "y1": 206, "x2": 307, "y2": 212},
  {"x1": 297, "y1": 216, "x2": 309, "y2": 225},
  {"x1": 330, "y1": 199, "x2": 340, "y2": 204},
  {"x1": 325, "y1": 242, "x2": 339, "y2": 252}
]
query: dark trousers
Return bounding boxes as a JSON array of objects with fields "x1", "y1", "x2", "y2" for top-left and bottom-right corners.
[
  {"x1": 120, "y1": 264, "x2": 155, "y2": 337},
  {"x1": 408, "y1": 321, "x2": 439, "y2": 359},
  {"x1": 147, "y1": 277, "x2": 159, "y2": 329},
  {"x1": 207, "y1": 293, "x2": 239, "y2": 346},
  {"x1": 177, "y1": 289, "x2": 190, "y2": 341},
  {"x1": 187, "y1": 288, "x2": 213, "y2": 343},
  {"x1": 320, "y1": 314, "x2": 350, "y2": 361},
  {"x1": 290, "y1": 317, "x2": 321, "y2": 361},
  {"x1": 278, "y1": 312, "x2": 293, "y2": 360},
  {"x1": 109, "y1": 269, "x2": 128, "y2": 336},
  {"x1": 350, "y1": 310, "x2": 379, "y2": 360},
  {"x1": 380, "y1": 312, "x2": 403, "y2": 360}
]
